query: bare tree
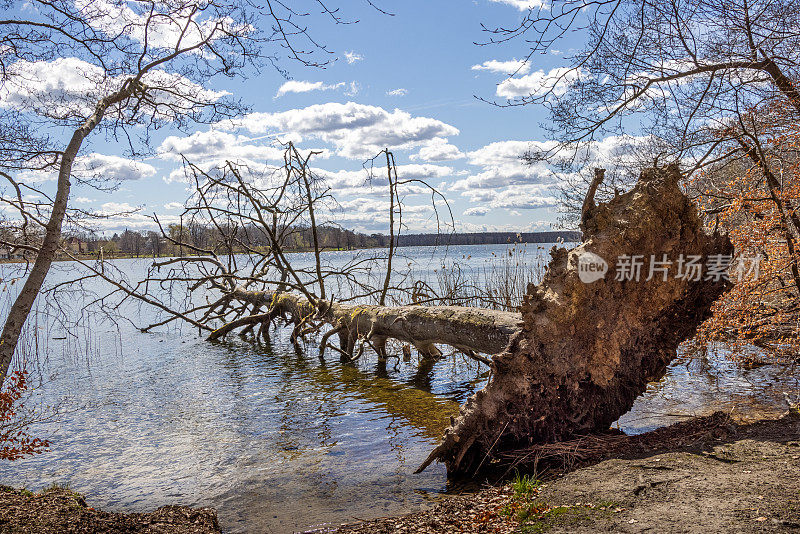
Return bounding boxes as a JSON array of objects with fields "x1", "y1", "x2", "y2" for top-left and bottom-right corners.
[
  {"x1": 485, "y1": 0, "x2": 800, "y2": 351},
  {"x1": 486, "y1": 1, "x2": 800, "y2": 229},
  {"x1": 51, "y1": 144, "x2": 514, "y2": 365},
  {"x1": 0, "y1": 0, "x2": 386, "y2": 384}
]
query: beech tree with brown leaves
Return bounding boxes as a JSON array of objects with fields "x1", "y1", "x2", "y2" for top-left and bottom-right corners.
[{"x1": 486, "y1": 0, "x2": 800, "y2": 359}]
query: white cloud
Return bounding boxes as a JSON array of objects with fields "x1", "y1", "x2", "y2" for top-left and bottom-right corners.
[
  {"x1": 464, "y1": 206, "x2": 491, "y2": 216},
  {"x1": 0, "y1": 57, "x2": 228, "y2": 121},
  {"x1": 344, "y1": 81, "x2": 361, "y2": 97},
  {"x1": 452, "y1": 135, "x2": 651, "y2": 213},
  {"x1": 488, "y1": 0, "x2": 547, "y2": 10},
  {"x1": 481, "y1": 185, "x2": 559, "y2": 210},
  {"x1": 224, "y1": 102, "x2": 460, "y2": 159},
  {"x1": 158, "y1": 129, "x2": 287, "y2": 163},
  {"x1": 76, "y1": 0, "x2": 240, "y2": 51},
  {"x1": 313, "y1": 163, "x2": 453, "y2": 196},
  {"x1": 98, "y1": 201, "x2": 139, "y2": 214},
  {"x1": 386, "y1": 88, "x2": 408, "y2": 97},
  {"x1": 344, "y1": 51, "x2": 364, "y2": 64},
  {"x1": 471, "y1": 59, "x2": 531, "y2": 75},
  {"x1": 396, "y1": 163, "x2": 454, "y2": 182},
  {"x1": 275, "y1": 80, "x2": 345, "y2": 98},
  {"x1": 450, "y1": 140, "x2": 560, "y2": 211},
  {"x1": 164, "y1": 202, "x2": 184, "y2": 210},
  {"x1": 73, "y1": 197, "x2": 94, "y2": 204},
  {"x1": 326, "y1": 197, "x2": 436, "y2": 232},
  {"x1": 497, "y1": 67, "x2": 582, "y2": 99},
  {"x1": 0, "y1": 57, "x2": 105, "y2": 117},
  {"x1": 457, "y1": 219, "x2": 552, "y2": 233},
  {"x1": 19, "y1": 153, "x2": 156, "y2": 183},
  {"x1": 77, "y1": 154, "x2": 157, "y2": 182},
  {"x1": 451, "y1": 139, "x2": 555, "y2": 191},
  {"x1": 90, "y1": 201, "x2": 180, "y2": 232},
  {"x1": 410, "y1": 138, "x2": 464, "y2": 162}
]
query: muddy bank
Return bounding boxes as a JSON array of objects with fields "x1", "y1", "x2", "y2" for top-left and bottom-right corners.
[
  {"x1": 0, "y1": 486, "x2": 220, "y2": 533},
  {"x1": 332, "y1": 412, "x2": 800, "y2": 533}
]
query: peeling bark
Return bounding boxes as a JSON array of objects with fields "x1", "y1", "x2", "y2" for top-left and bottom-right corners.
[
  {"x1": 417, "y1": 165, "x2": 733, "y2": 476},
  {"x1": 208, "y1": 288, "x2": 521, "y2": 359}
]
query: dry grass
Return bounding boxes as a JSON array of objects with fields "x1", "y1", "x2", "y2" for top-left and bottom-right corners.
[{"x1": 422, "y1": 244, "x2": 550, "y2": 311}]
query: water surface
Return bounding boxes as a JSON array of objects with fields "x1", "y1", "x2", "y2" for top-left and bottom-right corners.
[{"x1": 0, "y1": 244, "x2": 796, "y2": 533}]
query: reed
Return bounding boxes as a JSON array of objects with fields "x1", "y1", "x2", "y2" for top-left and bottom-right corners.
[{"x1": 422, "y1": 244, "x2": 550, "y2": 312}]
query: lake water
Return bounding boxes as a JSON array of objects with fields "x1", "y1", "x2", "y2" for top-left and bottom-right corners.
[{"x1": 0, "y1": 243, "x2": 797, "y2": 533}]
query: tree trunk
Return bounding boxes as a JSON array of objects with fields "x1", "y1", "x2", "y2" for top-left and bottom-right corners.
[
  {"x1": 0, "y1": 132, "x2": 80, "y2": 382},
  {"x1": 0, "y1": 85, "x2": 130, "y2": 383},
  {"x1": 417, "y1": 165, "x2": 733, "y2": 476},
  {"x1": 210, "y1": 289, "x2": 521, "y2": 358}
]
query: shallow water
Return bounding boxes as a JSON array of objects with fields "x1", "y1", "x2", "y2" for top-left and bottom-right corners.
[{"x1": 0, "y1": 244, "x2": 797, "y2": 533}]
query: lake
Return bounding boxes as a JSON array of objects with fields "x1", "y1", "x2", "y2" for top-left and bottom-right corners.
[{"x1": 0, "y1": 243, "x2": 797, "y2": 533}]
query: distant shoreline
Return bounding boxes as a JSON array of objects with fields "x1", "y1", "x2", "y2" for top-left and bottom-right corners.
[{"x1": 0, "y1": 231, "x2": 580, "y2": 264}]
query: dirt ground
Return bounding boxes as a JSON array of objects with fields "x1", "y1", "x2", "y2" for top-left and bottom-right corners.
[
  {"x1": 0, "y1": 485, "x2": 220, "y2": 533},
  {"x1": 332, "y1": 412, "x2": 800, "y2": 534}
]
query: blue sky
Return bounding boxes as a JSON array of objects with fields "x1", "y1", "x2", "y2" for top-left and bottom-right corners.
[{"x1": 8, "y1": 0, "x2": 615, "y2": 235}]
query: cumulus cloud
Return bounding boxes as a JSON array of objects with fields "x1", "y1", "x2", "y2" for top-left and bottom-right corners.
[
  {"x1": 497, "y1": 67, "x2": 582, "y2": 99},
  {"x1": 313, "y1": 163, "x2": 453, "y2": 197},
  {"x1": 449, "y1": 140, "x2": 560, "y2": 212},
  {"x1": 471, "y1": 59, "x2": 531, "y2": 75},
  {"x1": 275, "y1": 80, "x2": 345, "y2": 98},
  {"x1": 19, "y1": 153, "x2": 156, "y2": 183},
  {"x1": 158, "y1": 129, "x2": 288, "y2": 163},
  {"x1": 410, "y1": 138, "x2": 464, "y2": 162},
  {"x1": 0, "y1": 57, "x2": 229, "y2": 121},
  {"x1": 78, "y1": 153, "x2": 157, "y2": 182},
  {"x1": 90, "y1": 201, "x2": 180, "y2": 232},
  {"x1": 480, "y1": 185, "x2": 559, "y2": 210},
  {"x1": 457, "y1": 219, "x2": 552, "y2": 233},
  {"x1": 224, "y1": 102, "x2": 460, "y2": 159},
  {"x1": 464, "y1": 206, "x2": 491, "y2": 216},
  {"x1": 76, "y1": 0, "x2": 239, "y2": 51},
  {"x1": 452, "y1": 135, "x2": 652, "y2": 214},
  {"x1": 451, "y1": 140, "x2": 555, "y2": 191},
  {"x1": 97, "y1": 201, "x2": 140, "y2": 214},
  {"x1": 327, "y1": 197, "x2": 436, "y2": 232},
  {"x1": 386, "y1": 88, "x2": 408, "y2": 97},
  {"x1": 344, "y1": 51, "x2": 364, "y2": 64},
  {"x1": 163, "y1": 202, "x2": 184, "y2": 210}
]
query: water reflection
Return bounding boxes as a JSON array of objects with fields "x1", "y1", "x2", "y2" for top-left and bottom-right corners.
[
  {"x1": 0, "y1": 245, "x2": 797, "y2": 533},
  {"x1": 618, "y1": 345, "x2": 800, "y2": 433}
]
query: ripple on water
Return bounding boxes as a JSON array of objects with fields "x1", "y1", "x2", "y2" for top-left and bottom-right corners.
[{"x1": 0, "y1": 250, "x2": 797, "y2": 533}]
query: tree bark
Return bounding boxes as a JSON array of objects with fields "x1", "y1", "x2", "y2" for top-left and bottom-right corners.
[
  {"x1": 417, "y1": 165, "x2": 733, "y2": 476},
  {"x1": 0, "y1": 85, "x2": 133, "y2": 382},
  {"x1": 209, "y1": 288, "x2": 521, "y2": 358}
]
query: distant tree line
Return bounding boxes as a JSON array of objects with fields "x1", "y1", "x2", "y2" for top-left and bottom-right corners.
[
  {"x1": 47, "y1": 227, "x2": 581, "y2": 258},
  {"x1": 394, "y1": 231, "x2": 580, "y2": 247}
]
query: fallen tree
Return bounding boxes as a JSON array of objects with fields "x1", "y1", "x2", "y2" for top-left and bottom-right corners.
[
  {"x1": 417, "y1": 164, "x2": 733, "y2": 475},
  {"x1": 62, "y1": 146, "x2": 519, "y2": 365},
  {"x1": 209, "y1": 289, "x2": 519, "y2": 361},
  {"x1": 60, "y1": 149, "x2": 732, "y2": 478}
]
